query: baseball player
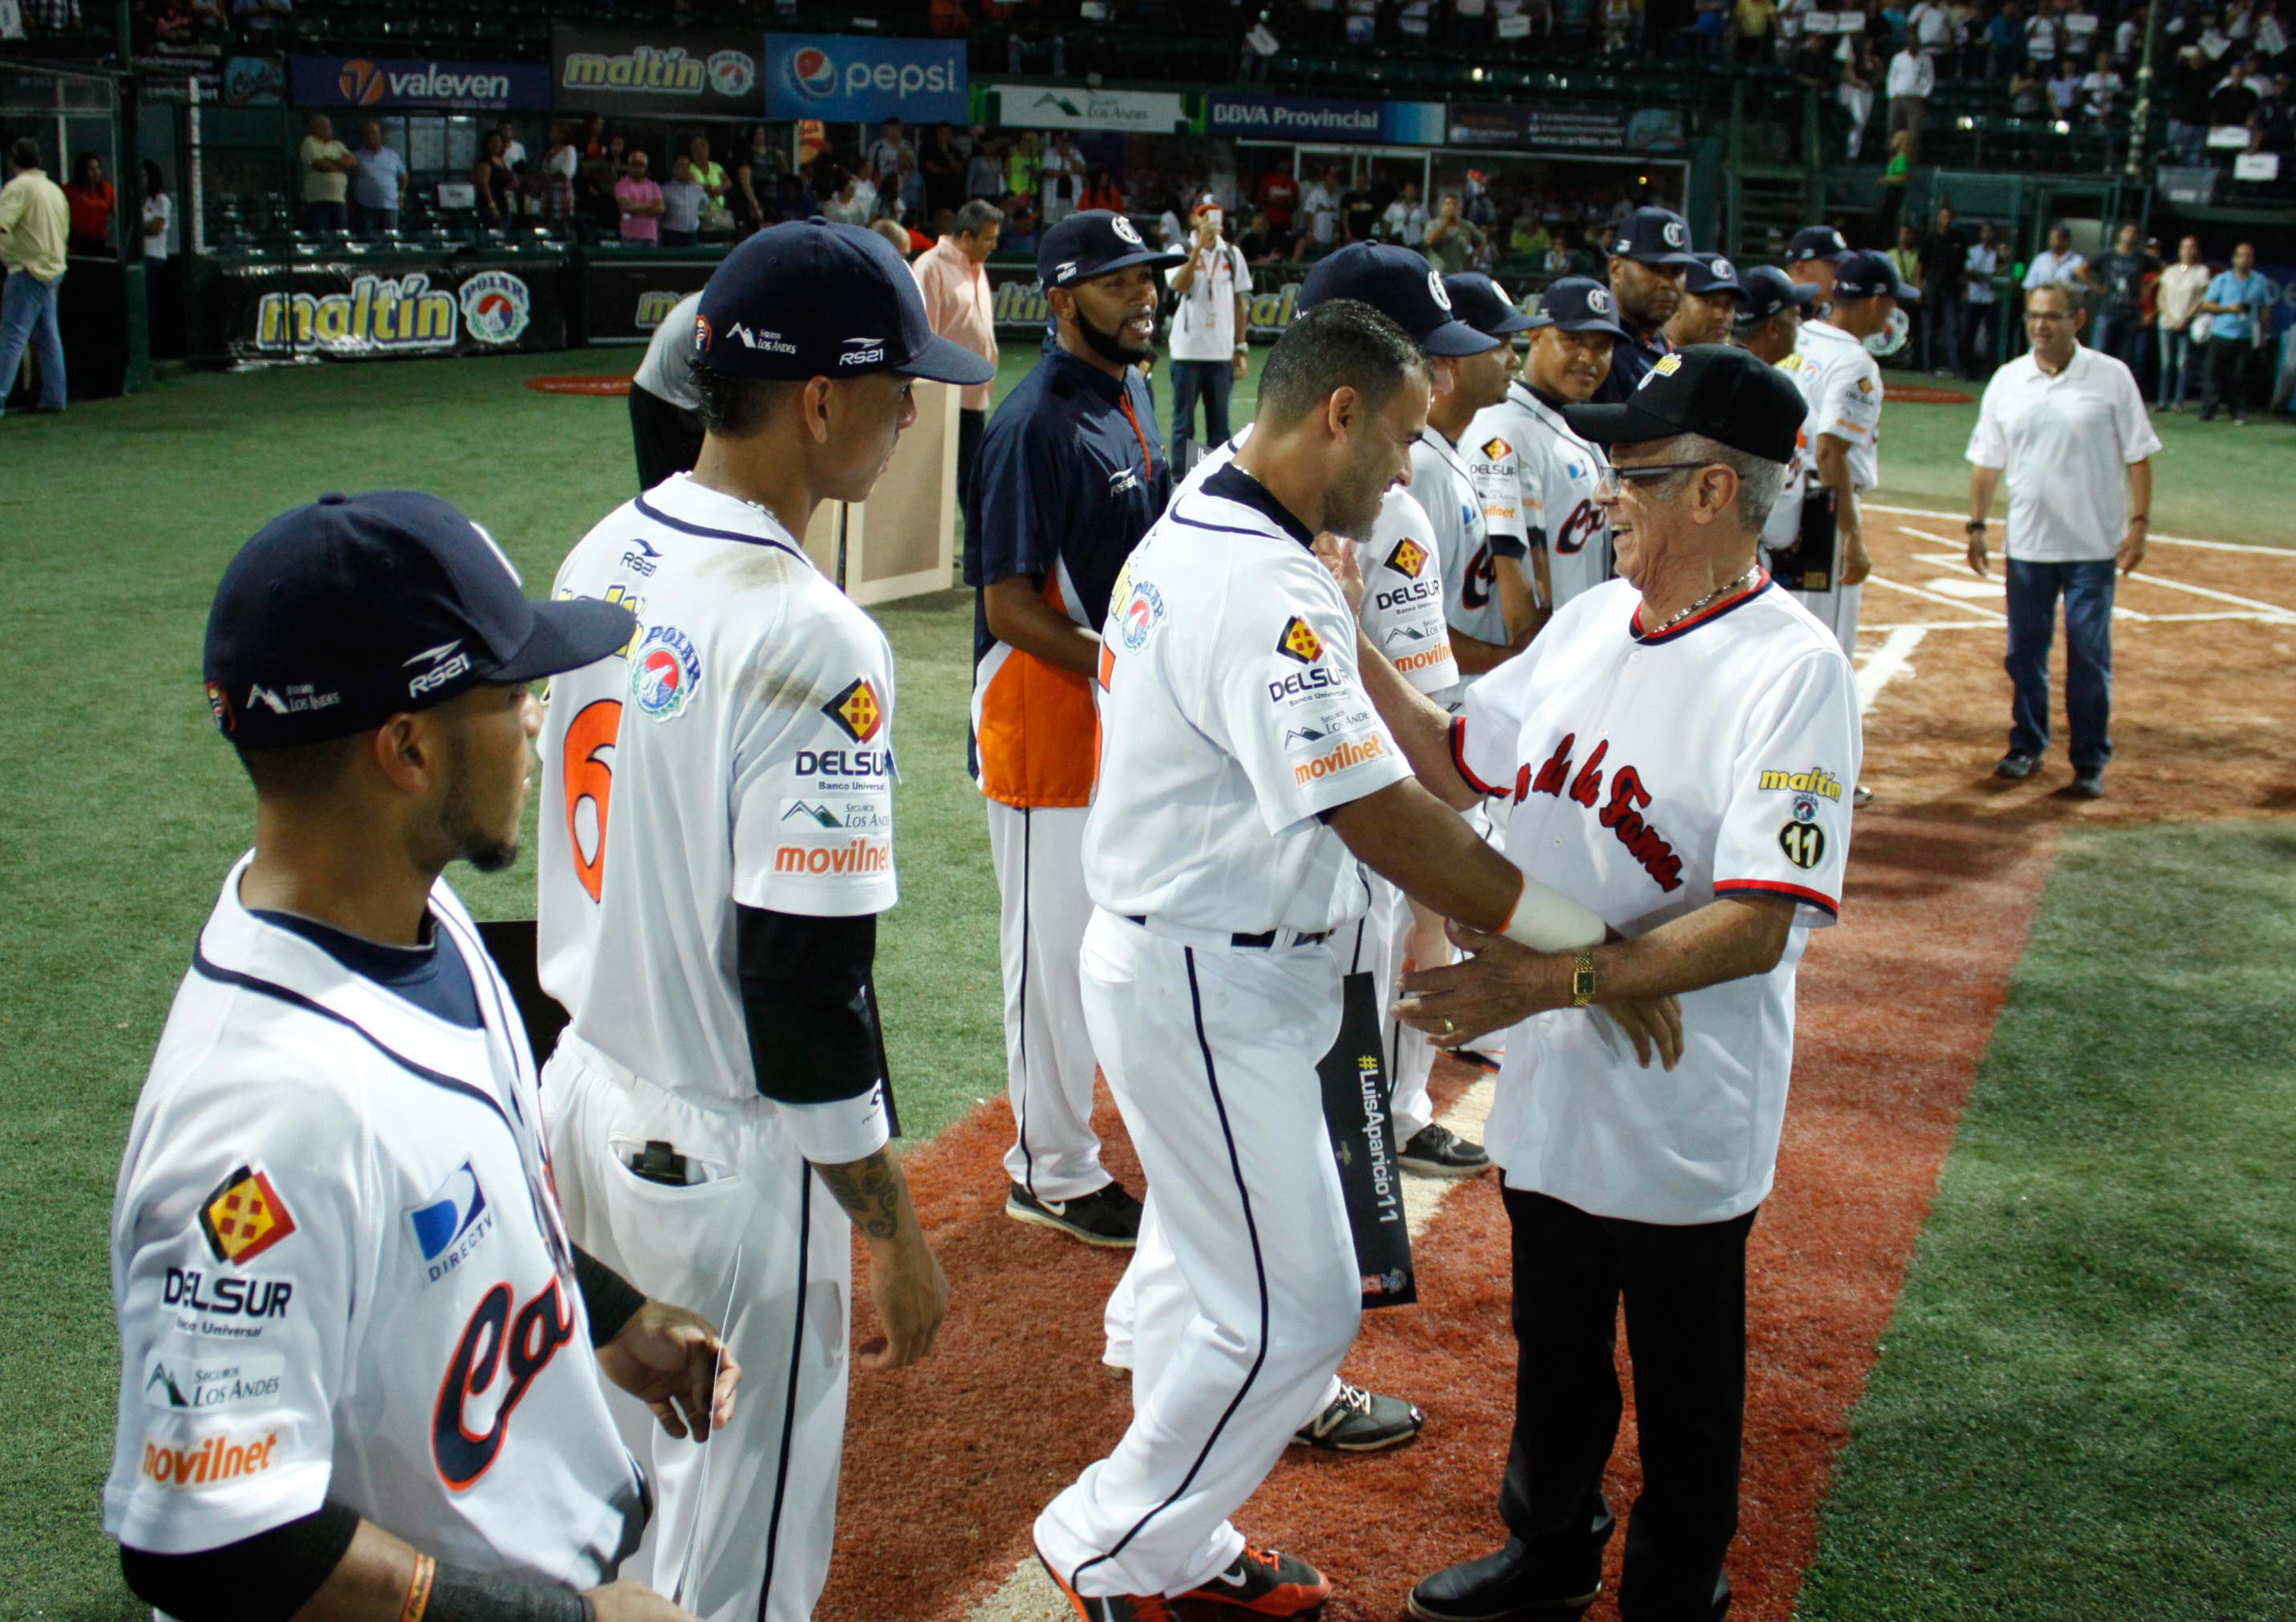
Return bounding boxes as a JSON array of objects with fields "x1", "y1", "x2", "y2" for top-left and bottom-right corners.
[
  {"x1": 1666, "y1": 255, "x2": 1742, "y2": 348},
  {"x1": 630, "y1": 290, "x2": 705, "y2": 490},
  {"x1": 1765, "y1": 251, "x2": 1913, "y2": 804},
  {"x1": 108, "y1": 493, "x2": 738, "y2": 1622},
  {"x1": 1589, "y1": 205, "x2": 1699, "y2": 403},
  {"x1": 1355, "y1": 348, "x2": 1859, "y2": 1622},
  {"x1": 968, "y1": 210, "x2": 1182, "y2": 1247},
  {"x1": 1119, "y1": 243, "x2": 1482, "y2": 1440},
  {"x1": 1035, "y1": 298, "x2": 1677, "y2": 1622},
  {"x1": 1786, "y1": 223, "x2": 1850, "y2": 317},
  {"x1": 537, "y1": 222, "x2": 986, "y2": 1622},
  {"x1": 1469, "y1": 276, "x2": 1627, "y2": 630},
  {"x1": 1733, "y1": 266, "x2": 1819, "y2": 369}
]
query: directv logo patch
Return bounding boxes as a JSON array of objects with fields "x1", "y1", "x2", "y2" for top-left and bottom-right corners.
[{"x1": 407, "y1": 1159, "x2": 495, "y2": 1286}]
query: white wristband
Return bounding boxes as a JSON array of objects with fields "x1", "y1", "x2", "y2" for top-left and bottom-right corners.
[{"x1": 1498, "y1": 870, "x2": 1604, "y2": 952}]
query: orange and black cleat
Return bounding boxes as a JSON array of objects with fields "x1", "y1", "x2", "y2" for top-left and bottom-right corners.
[
  {"x1": 1178, "y1": 1545, "x2": 1332, "y2": 1616},
  {"x1": 1036, "y1": 1547, "x2": 1176, "y2": 1622}
]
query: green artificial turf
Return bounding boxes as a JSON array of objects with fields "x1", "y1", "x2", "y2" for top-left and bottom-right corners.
[{"x1": 1796, "y1": 821, "x2": 2296, "y2": 1621}]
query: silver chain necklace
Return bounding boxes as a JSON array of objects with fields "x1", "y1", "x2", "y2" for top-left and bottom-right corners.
[{"x1": 1645, "y1": 563, "x2": 1760, "y2": 635}]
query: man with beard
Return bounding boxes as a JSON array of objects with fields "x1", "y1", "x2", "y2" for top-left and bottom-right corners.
[
  {"x1": 1033, "y1": 298, "x2": 1683, "y2": 1622},
  {"x1": 1590, "y1": 205, "x2": 1701, "y2": 402},
  {"x1": 967, "y1": 210, "x2": 1183, "y2": 1248},
  {"x1": 1470, "y1": 276, "x2": 1632, "y2": 632},
  {"x1": 1666, "y1": 254, "x2": 1743, "y2": 348},
  {"x1": 110, "y1": 493, "x2": 738, "y2": 1622}
]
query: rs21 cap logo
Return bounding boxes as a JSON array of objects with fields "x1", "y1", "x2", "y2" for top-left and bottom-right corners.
[
  {"x1": 822, "y1": 676, "x2": 885, "y2": 744},
  {"x1": 1276, "y1": 614, "x2": 1324, "y2": 664},
  {"x1": 199, "y1": 1165, "x2": 297, "y2": 1267},
  {"x1": 1385, "y1": 537, "x2": 1429, "y2": 579}
]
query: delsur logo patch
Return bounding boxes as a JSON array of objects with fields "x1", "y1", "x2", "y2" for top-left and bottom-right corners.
[
  {"x1": 1384, "y1": 537, "x2": 1429, "y2": 579},
  {"x1": 1479, "y1": 436, "x2": 1512, "y2": 461},
  {"x1": 1856, "y1": 376, "x2": 1875, "y2": 395},
  {"x1": 822, "y1": 677, "x2": 886, "y2": 744},
  {"x1": 630, "y1": 624, "x2": 703, "y2": 722},
  {"x1": 198, "y1": 1166, "x2": 297, "y2": 1267},
  {"x1": 1276, "y1": 614, "x2": 1324, "y2": 664}
]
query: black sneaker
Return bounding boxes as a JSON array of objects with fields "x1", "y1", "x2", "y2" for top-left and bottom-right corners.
[
  {"x1": 2063, "y1": 772, "x2": 2105, "y2": 800},
  {"x1": 1178, "y1": 1545, "x2": 1331, "y2": 1616},
  {"x1": 1006, "y1": 1179, "x2": 1142, "y2": 1247},
  {"x1": 1406, "y1": 1540, "x2": 1599, "y2": 1621},
  {"x1": 1994, "y1": 751, "x2": 2038, "y2": 780},
  {"x1": 1292, "y1": 1382, "x2": 1424, "y2": 1450},
  {"x1": 1399, "y1": 1124, "x2": 1492, "y2": 1178}
]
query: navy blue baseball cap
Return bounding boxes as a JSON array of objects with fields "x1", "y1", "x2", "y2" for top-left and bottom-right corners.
[
  {"x1": 693, "y1": 219, "x2": 995, "y2": 385},
  {"x1": 1787, "y1": 225, "x2": 1851, "y2": 263},
  {"x1": 1564, "y1": 343, "x2": 1804, "y2": 464},
  {"x1": 1442, "y1": 273, "x2": 1537, "y2": 338},
  {"x1": 1835, "y1": 248, "x2": 1921, "y2": 303},
  {"x1": 1734, "y1": 265, "x2": 1819, "y2": 326},
  {"x1": 1039, "y1": 209, "x2": 1185, "y2": 289},
  {"x1": 1526, "y1": 276, "x2": 1632, "y2": 340},
  {"x1": 1608, "y1": 205, "x2": 1699, "y2": 266},
  {"x1": 1685, "y1": 254, "x2": 1743, "y2": 298},
  {"x1": 204, "y1": 492, "x2": 635, "y2": 747},
  {"x1": 1299, "y1": 242, "x2": 1497, "y2": 355}
]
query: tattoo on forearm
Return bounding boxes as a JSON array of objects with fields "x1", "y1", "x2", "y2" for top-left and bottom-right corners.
[{"x1": 818, "y1": 1150, "x2": 905, "y2": 1242}]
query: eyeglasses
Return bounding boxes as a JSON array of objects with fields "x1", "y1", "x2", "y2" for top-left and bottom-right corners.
[{"x1": 1595, "y1": 460, "x2": 1711, "y2": 500}]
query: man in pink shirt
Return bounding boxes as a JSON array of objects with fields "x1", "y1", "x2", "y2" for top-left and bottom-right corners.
[
  {"x1": 911, "y1": 197, "x2": 1004, "y2": 540},
  {"x1": 614, "y1": 150, "x2": 663, "y2": 245}
]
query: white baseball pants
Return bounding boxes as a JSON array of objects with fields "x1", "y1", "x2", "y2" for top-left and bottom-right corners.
[
  {"x1": 542, "y1": 1035, "x2": 852, "y2": 1622},
  {"x1": 988, "y1": 801, "x2": 1114, "y2": 1201},
  {"x1": 1038, "y1": 910, "x2": 1361, "y2": 1598}
]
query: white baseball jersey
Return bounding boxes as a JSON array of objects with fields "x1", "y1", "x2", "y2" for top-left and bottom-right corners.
[
  {"x1": 1410, "y1": 425, "x2": 1506, "y2": 711},
  {"x1": 1454, "y1": 574, "x2": 1862, "y2": 1224},
  {"x1": 1469, "y1": 380, "x2": 1612, "y2": 610},
  {"x1": 1089, "y1": 462, "x2": 1412, "y2": 934},
  {"x1": 1173, "y1": 428, "x2": 1459, "y2": 699},
  {"x1": 538, "y1": 473, "x2": 896, "y2": 1153},
  {"x1": 1766, "y1": 319, "x2": 1882, "y2": 559},
  {"x1": 106, "y1": 860, "x2": 645, "y2": 1577}
]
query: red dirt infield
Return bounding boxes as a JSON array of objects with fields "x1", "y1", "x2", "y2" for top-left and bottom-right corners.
[
  {"x1": 525, "y1": 375, "x2": 633, "y2": 395},
  {"x1": 818, "y1": 515, "x2": 2294, "y2": 1622}
]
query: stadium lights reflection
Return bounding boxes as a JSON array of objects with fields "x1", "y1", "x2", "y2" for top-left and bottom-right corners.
[
  {"x1": 1472, "y1": 66, "x2": 1485, "y2": 80},
  {"x1": 1957, "y1": 116, "x2": 1975, "y2": 130},
  {"x1": 2053, "y1": 120, "x2": 2071, "y2": 134}
]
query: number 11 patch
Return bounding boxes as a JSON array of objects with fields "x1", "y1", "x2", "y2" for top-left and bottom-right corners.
[{"x1": 1777, "y1": 821, "x2": 1827, "y2": 870}]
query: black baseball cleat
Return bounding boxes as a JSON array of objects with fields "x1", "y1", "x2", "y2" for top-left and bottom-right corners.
[
  {"x1": 1994, "y1": 752, "x2": 2038, "y2": 781},
  {"x1": 1292, "y1": 1381, "x2": 1424, "y2": 1450},
  {"x1": 1406, "y1": 1540, "x2": 1600, "y2": 1621},
  {"x1": 2062, "y1": 772, "x2": 2106, "y2": 800},
  {"x1": 1399, "y1": 1124, "x2": 1492, "y2": 1178},
  {"x1": 1007, "y1": 1178, "x2": 1143, "y2": 1247},
  {"x1": 1178, "y1": 1545, "x2": 1332, "y2": 1616},
  {"x1": 1037, "y1": 1547, "x2": 1175, "y2": 1621}
]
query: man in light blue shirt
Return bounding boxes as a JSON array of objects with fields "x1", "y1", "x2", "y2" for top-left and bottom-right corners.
[
  {"x1": 347, "y1": 121, "x2": 406, "y2": 238},
  {"x1": 2198, "y1": 241, "x2": 2272, "y2": 424}
]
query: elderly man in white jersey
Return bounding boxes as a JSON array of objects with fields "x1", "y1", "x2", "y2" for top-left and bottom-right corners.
[
  {"x1": 1363, "y1": 347, "x2": 1860, "y2": 1622},
  {"x1": 1035, "y1": 298, "x2": 1685, "y2": 1622},
  {"x1": 1106, "y1": 241, "x2": 1483, "y2": 1447},
  {"x1": 537, "y1": 221, "x2": 985, "y2": 1622},
  {"x1": 1470, "y1": 275, "x2": 1629, "y2": 635},
  {"x1": 1765, "y1": 251, "x2": 1909, "y2": 805},
  {"x1": 109, "y1": 493, "x2": 741, "y2": 1622}
]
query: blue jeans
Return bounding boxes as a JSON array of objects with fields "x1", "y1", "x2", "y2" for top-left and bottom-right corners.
[
  {"x1": 0, "y1": 269, "x2": 67, "y2": 416},
  {"x1": 2157, "y1": 326, "x2": 2192, "y2": 406},
  {"x1": 1169, "y1": 358, "x2": 1234, "y2": 472},
  {"x1": 2005, "y1": 557, "x2": 2115, "y2": 773}
]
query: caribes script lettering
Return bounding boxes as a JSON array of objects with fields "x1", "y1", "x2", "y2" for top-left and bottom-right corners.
[
  {"x1": 432, "y1": 1278, "x2": 574, "y2": 1489},
  {"x1": 1527, "y1": 732, "x2": 1684, "y2": 892}
]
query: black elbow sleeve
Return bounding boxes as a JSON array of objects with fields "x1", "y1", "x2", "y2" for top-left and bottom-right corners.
[
  {"x1": 735, "y1": 905, "x2": 884, "y2": 1106},
  {"x1": 120, "y1": 1500, "x2": 360, "y2": 1622}
]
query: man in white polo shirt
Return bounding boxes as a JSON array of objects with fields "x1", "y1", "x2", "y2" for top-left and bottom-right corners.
[
  {"x1": 1364, "y1": 347, "x2": 1860, "y2": 1622},
  {"x1": 1965, "y1": 281, "x2": 2160, "y2": 801},
  {"x1": 1165, "y1": 195, "x2": 1252, "y2": 471}
]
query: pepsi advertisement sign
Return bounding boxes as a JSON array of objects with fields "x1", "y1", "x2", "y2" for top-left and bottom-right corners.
[
  {"x1": 291, "y1": 55, "x2": 551, "y2": 112},
  {"x1": 764, "y1": 34, "x2": 967, "y2": 124}
]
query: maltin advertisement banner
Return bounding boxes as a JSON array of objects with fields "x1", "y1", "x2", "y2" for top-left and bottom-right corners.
[{"x1": 552, "y1": 25, "x2": 762, "y2": 118}]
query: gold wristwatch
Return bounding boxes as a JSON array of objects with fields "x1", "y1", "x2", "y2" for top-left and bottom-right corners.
[{"x1": 1571, "y1": 948, "x2": 1598, "y2": 1008}]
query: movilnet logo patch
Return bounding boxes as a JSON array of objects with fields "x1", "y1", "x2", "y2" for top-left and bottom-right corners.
[
  {"x1": 140, "y1": 1428, "x2": 283, "y2": 1490},
  {"x1": 199, "y1": 1166, "x2": 297, "y2": 1267},
  {"x1": 1479, "y1": 436, "x2": 1512, "y2": 461},
  {"x1": 1384, "y1": 538, "x2": 1429, "y2": 580},
  {"x1": 822, "y1": 677, "x2": 885, "y2": 744},
  {"x1": 1276, "y1": 615, "x2": 1324, "y2": 664}
]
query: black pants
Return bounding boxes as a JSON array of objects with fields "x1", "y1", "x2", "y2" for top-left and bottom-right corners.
[
  {"x1": 1499, "y1": 1187, "x2": 1757, "y2": 1622},
  {"x1": 629, "y1": 383, "x2": 705, "y2": 492},
  {"x1": 2201, "y1": 336, "x2": 2255, "y2": 420},
  {"x1": 957, "y1": 405, "x2": 984, "y2": 582}
]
